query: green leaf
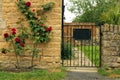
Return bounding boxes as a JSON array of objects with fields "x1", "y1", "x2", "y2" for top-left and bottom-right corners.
[
  {"x1": 33, "y1": 53, "x2": 38, "y2": 57},
  {"x1": 42, "y1": 2, "x2": 55, "y2": 11}
]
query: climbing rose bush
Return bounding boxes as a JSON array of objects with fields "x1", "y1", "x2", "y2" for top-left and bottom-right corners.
[{"x1": 16, "y1": 0, "x2": 54, "y2": 67}]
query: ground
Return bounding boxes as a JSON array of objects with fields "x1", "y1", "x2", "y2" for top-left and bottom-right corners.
[{"x1": 64, "y1": 68, "x2": 120, "y2": 80}]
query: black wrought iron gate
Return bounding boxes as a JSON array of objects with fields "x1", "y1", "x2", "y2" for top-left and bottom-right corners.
[{"x1": 61, "y1": 23, "x2": 101, "y2": 67}]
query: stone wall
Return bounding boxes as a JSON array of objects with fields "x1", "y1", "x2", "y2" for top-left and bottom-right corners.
[
  {"x1": 101, "y1": 24, "x2": 120, "y2": 69},
  {"x1": 0, "y1": 0, "x2": 62, "y2": 69}
]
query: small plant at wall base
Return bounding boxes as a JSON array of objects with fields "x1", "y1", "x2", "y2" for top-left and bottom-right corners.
[
  {"x1": 98, "y1": 66, "x2": 120, "y2": 78},
  {"x1": 61, "y1": 42, "x2": 74, "y2": 60}
]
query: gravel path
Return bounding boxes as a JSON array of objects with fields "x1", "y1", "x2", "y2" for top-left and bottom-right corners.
[
  {"x1": 65, "y1": 71, "x2": 119, "y2": 80},
  {"x1": 63, "y1": 50, "x2": 94, "y2": 67}
]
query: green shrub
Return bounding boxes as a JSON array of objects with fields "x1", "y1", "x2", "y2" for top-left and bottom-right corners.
[
  {"x1": 98, "y1": 66, "x2": 110, "y2": 76},
  {"x1": 61, "y1": 42, "x2": 73, "y2": 59}
]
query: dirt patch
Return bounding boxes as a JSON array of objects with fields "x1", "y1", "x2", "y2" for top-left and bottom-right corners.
[
  {"x1": 0, "y1": 68, "x2": 33, "y2": 73},
  {"x1": 109, "y1": 74, "x2": 120, "y2": 78}
]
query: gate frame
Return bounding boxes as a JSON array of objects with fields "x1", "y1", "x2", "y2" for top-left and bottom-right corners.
[{"x1": 61, "y1": 23, "x2": 102, "y2": 67}]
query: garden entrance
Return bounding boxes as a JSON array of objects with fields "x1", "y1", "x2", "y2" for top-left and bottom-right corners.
[{"x1": 61, "y1": 23, "x2": 101, "y2": 67}]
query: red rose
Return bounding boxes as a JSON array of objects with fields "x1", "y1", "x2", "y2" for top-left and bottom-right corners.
[
  {"x1": 4, "y1": 33, "x2": 9, "y2": 38},
  {"x1": 20, "y1": 43, "x2": 25, "y2": 47},
  {"x1": 33, "y1": 9, "x2": 35, "y2": 12},
  {"x1": 11, "y1": 28, "x2": 16, "y2": 32},
  {"x1": 45, "y1": 26, "x2": 52, "y2": 32},
  {"x1": 49, "y1": 26, "x2": 52, "y2": 31},
  {"x1": 12, "y1": 31, "x2": 16, "y2": 35},
  {"x1": 25, "y1": 2, "x2": 31, "y2": 7},
  {"x1": 15, "y1": 38, "x2": 21, "y2": 43}
]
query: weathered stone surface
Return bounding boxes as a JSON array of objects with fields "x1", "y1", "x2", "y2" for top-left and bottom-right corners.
[
  {"x1": 101, "y1": 24, "x2": 120, "y2": 69},
  {"x1": 0, "y1": 60, "x2": 15, "y2": 69},
  {"x1": 110, "y1": 63, "x2": 120, "y2": 68},
  {"x1": 117, "y1": 58, "x2": 120, "y2": 63},
  {"x1": 0, "y1": 0, "x2": 62, "y2": 69}
]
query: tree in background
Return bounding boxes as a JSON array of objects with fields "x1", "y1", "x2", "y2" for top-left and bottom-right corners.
[
  {"x1": 100, "y1": 0, "x2": 120, "y2": 25},
  {"x1": 67, "y1": 0, "x2": 120, "y2": 25}
]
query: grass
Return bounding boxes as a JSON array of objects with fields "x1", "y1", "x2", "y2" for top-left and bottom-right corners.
[
  {"x1": 98, "y1": 66, "x2": 120, "y2": 78},
  {"x1": 77, "y1": 46, "x2": 100, "y2": 66},
  {"x1": 0, "y1": 68, "x2": 66, "y2": 80},
  {"x1": 97, "y1": 66, "x2": 110, "y2": 76}
]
